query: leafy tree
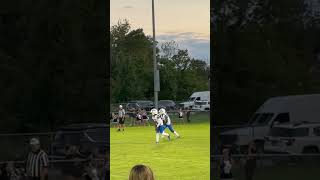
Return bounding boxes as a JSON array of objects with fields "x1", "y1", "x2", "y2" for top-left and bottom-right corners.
[{"x1": 111, "y1": 20, "x2": 209, "y2": 103}]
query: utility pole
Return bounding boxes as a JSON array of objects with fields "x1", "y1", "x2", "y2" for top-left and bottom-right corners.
[{"x1": 152, "y1": 0, "x2": 160, "y2": 109}]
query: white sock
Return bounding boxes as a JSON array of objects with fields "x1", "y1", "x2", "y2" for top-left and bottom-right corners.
[
  {"x1": 174, "y1": 131, "x2": 179, "y2": 137},
  {"x1": 156, "y1": 133, "x2": 160, "y2": 142},
  {"x1": 162, "y1": 132, "x2": 169, "y2": 137}
]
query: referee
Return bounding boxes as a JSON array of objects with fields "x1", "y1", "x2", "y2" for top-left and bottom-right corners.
[
  {"x1": 117, "y1": 105, "x2": 126, "y2": 131},
  {"x1": 26, "y1": 138, "x2": 49, "y2": 180}
]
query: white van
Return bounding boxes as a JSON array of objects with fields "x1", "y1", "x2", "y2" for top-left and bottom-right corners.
[
  {"x1": 192, "y1": 100, "x2": 210, "y2": 111},
  {"x1": 180, "y1": 91, "x2": 210, "y2": 109},
  {"x1": 220, "y1": 94, "x2": 320, "y2": 153}
]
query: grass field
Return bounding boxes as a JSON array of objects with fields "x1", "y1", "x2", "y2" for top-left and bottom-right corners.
[{"x1": 110, "y1": 112, "x2": 210, "y2": 180}]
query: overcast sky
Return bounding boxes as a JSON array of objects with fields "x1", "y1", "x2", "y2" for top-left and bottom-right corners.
[{"x1": 110, "y1": 0, "x2": 210, "y2": 63}]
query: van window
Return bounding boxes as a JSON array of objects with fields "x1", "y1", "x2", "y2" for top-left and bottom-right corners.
[
  {"x1": 252, "y1": 113, "x2": 274, "y2": 126},
  {"x1": 273, "y1": 113, "x2": 290, "y2": 124},
  {"x1": 196, "y1": 97, "x2": 200, "y2": 101}
]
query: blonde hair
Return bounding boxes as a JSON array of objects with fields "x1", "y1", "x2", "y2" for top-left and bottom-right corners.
[{"x1": 129, "y1": 165, "x2": 155, "y2": 180}]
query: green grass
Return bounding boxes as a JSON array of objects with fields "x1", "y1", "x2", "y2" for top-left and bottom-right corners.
[{"x1": 111, "y1": 113, "x2": 210, "y2": 180}]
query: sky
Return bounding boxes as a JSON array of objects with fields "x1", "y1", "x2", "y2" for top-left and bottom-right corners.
[{"x1": 110, "y1": 0, "x2": 210, "y2": 64}]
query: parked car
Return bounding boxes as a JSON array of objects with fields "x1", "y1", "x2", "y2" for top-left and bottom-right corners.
[
  {"x1": 126, "y1": 100, "x2": 154, "y2": 111},
  {"x1": 126, "y1": 102, "x2": 140, "y2": 112},
  {"x1": 192, "y1": 100, "x2": 210, "y2": 111},
  {"x1": 51, "y1": 123, "x2": 108, "y2": 157},
  {"x1": 137, "y1": 100, "x2": 154, "y2": 111},
  {"x1": 159, "y1": 100, "x2": 176, "y2": 110},
  {"x1": 264, "y1": 122, "x2": 320, "y2": 154},
  {"x1": 220, "y1": 94, "x2": 320, "y2": 154}
]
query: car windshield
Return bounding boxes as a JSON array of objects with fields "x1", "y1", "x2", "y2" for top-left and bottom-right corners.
[
  {"x1": 86, "y1": 128, "x2": 108, "y2": 142},
  {"x1": 189, "y1": 97, "x2": 195, "y2": 101},
  {"x1": 250, "y1": 113, "x2": 274, "y2": 126},
  {"x1": 269, "y1": 127, "x2": 309, "y2": 137}
]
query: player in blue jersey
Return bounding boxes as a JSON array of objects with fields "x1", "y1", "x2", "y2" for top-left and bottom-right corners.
[
  {"x1": 159, "y1": 108, "x2": 180, "y2": 138},
  {"x1": 150, "y1": 108, "x2": 170, "y2": 143}
]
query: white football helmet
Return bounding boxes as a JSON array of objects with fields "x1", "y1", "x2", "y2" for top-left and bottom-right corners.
[
  {"x1": 159, "y1": 108, "x2": 166, "y2": 115},
  {"x1": 150, "y1": 108, "x2": 158, "y2": 115},
  {"x1": 119, "y1": 105, "x2": 123, "y2": 109}
]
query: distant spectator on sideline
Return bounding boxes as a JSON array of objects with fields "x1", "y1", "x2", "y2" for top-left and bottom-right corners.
[
  {"x1": 135, "y1": 109, "x2": 143, "y2": 126},
  {"x1": 220, "y1": 148, "x2": 233, "y2": 180},
  {"x1": 129, "y1": 165, "x2": 154, "y2": 180},
  {"x1": 245, "y1": 141, "x2": 257, "y2": 180},
  {"x1": 141, "y1": 109, "x2": 149, "y2": 126},
  {"x1": 0, "y1": 163, "x2": 9, "y2": 180},
  {"x1": 186, "y1": 107, "x2": 191, "y2": 123},
  {"x1": 25, "y1": 138, "x2": 49, "y2": 180},
  {"x1": 178, "y1": 108, "x2": 184, "y2": 123},
  {"x1": 62, "y1": 145, "x2": 84, "y2": 180},
  {"x1": 101, "y1": 152, "x2": 109, "y2": 180}
]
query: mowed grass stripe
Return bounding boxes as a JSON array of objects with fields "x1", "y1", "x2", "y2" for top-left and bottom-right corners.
[{"x1": 111, "y1": 122, "x2": 210, "y2": 180}]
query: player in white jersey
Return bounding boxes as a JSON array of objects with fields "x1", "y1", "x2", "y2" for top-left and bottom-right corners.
[
  {"x1": 159, "y1": 108, "x2": 180, "y2": 138},
  {"x1": 150, "y1": 108, "x2": 170, "y2": 143}
]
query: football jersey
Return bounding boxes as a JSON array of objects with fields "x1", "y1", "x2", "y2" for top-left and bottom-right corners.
[
  {"x1": 154, "y1": 115, "x2": 163, "y2": 127},
  {"x1": 160, "y1": 114, "x2": 171, "y2": 125}
]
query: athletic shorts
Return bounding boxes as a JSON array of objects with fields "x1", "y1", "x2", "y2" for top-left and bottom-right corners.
[
  {"x1": 164, "y1": 124, "x2": 175, "y2": 132},
  {"x1": 118, "y1": 117, "x2": 125, "y2": 124},
  {"x1": 156, "y1": 125, "x2": 165, "y2": 133}
]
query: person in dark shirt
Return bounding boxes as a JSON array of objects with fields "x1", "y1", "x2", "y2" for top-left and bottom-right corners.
[
  {"x1": 135, "y1": 109, "x2": 143, "y2": 126},
  {"x1": 62, "y1": 145, "x2": 84, "y2": 180},
  {"x1": 0, "y1": 163, "x2": 9, "y2": 180},
  {"x1": 220, "y1": 148, "x2": 233, "y2": 180},
  {"x1": 245, "y1": 141, "x2": 257, "y2": 180},
  {"x1": 186, "y1": 107, "x2": 191, "y2": 123}
]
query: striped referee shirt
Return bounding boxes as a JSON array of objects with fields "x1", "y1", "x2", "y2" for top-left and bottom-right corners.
[
  {"x1": 118, "y1": 109, "x2": 125, "y2": 118},
  {"x1": 26, "y1": 150, "x2": 49, "y2": 177}
]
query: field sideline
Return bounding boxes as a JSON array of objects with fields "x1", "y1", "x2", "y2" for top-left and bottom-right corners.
[{"x1": 110, "y1": 113, "x2": 210, "y2": 180}]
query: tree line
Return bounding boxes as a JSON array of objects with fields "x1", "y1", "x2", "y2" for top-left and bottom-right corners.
[
  {"x1": 212, "y1": 0, "x2": 320, "y2": 125},
  {"x1": 110, "y1": 20, "x2": 210, "y2": 103}
]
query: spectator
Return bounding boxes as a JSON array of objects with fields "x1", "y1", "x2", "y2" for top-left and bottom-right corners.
[
  {"x1": 0, "y1": 163, "x2": 9, "y2": 180},
  {"x1": 129, "y1": 165, "x2": 154, "y2": 180},
  {"x1": 135, "y1": 109, "x2": 143, "y2": 126},
  {"x1": 101, "y1": 152, "x2": 109, "y2": 180},
  {"x1": 5, "y1": 162, "x2": 21, "y2": 180},
  {"x1": 141, "y1": 109, "x2": 149, "y2": 126},
  {"x1": 178, "y1": 108, "x2": 184, "y2": 123},
  {"x1": 83, "y1": 163, "x2": 99, "y2": 180},
  {"x1": 110, "y1": 113, "x2": 118, "y2": 128},
  {"x1": 62, "y1": 145, "x2": 84, "y2": 180},
  {"x1": 220, "y1": 148, "x2": 233, "y2": 180},
  {"x1": 186, "y1": 107, "x2": 191, "y2": 123},
  {"x1": 245, "y1": 141, "x2": 257, "y2": 180},
  {"x1": 25, "y1": 138, "x2": 49, "y2": 180}
]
